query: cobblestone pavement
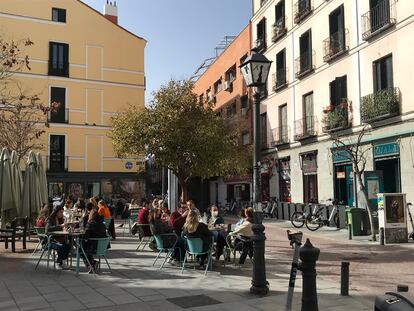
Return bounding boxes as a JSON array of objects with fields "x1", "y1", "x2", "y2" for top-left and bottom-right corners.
[{"x1": 0, "y1": 219, "x2": 401, "y2": 311}]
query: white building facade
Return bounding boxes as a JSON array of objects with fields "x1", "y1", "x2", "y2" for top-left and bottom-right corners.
[{"x1": 251, "y1": 0, "x2": 414, "y2": 206}]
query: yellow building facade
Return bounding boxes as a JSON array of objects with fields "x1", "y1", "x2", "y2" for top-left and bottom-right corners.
[{"x1": 0, "y1": 0, "x2": 146, "y2": 199}]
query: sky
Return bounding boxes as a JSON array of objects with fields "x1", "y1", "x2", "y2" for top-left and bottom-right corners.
[{"x1": 82, "y1": 0, "x2": 252, "y2": 104}]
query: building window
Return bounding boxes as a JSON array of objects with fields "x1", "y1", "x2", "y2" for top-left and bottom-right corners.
[
  {"x1": 272, "y1": 0, "x2": 287, "y2": 42},
  {"x1": 279, "y1": 158, "x2": 291, "y2": 202},
  {"x1": 199, "y1": 94, "x2": 204, "y2": 106},
  {"x1": 323, "y1": 5, "x2": 346, "y2": 62},
  {"x1": 226, "y1": 102, "x2": 237, "y2": 117},
  {"x1": 296, "y1": 29, "x2": 313, "y2": 78},
  {"x1": 207, "y1": 88, "x2": 215, "y2": 103},
  {"x1": 49, "y1": 42, "x2": 69, "y2": 77},
  {"x1": 255, "y1": 18, "x2": 267, "y2": 52},
  {"x1": 373, "y1": 54, "x2": 393, "y2": 92},
  {"x1": 49, "y1": 87, "x2": 67, "y2": 123},
  {"x1": 226, "y1": 65, "x2": 236, "y2": 82},
  {"x1": 279, "y1": 104, "x2": 288, "y2": 143},
  {"x1": 329, "y1": 75, "x2": 347, "y2": 106},
  {"x1": 242, "y1": 132, "x2": 250, "y2": 145},
  {"x1": 362, "y1": 0, "x2": 396, "y2": 40},
  {"x1": 52, "y1": 8, "x2": 66, "y2": 23},
  {"x1": 260, "y1": 0, "x2": 269, "y2": 7},
  {"x1": 49, "y1": 135, "x2": 66, "y2": 172},
  {"x1": 294, "y1": 0, "x2": 313, "y2": 24},
  {"x1": 303, "y1": 92, "x2": 314, "y2": 134},
  {"x1": 214, "y1": 79, "x2": 222, "y2": 94},
  {"x1": 273, "y1": 48, "x2": 287, "y2": 91},
  {"x1": 241, "y1": 95, "x2": 248, "y2": 117},
  {"x1": 301, "y1": 151, "x2": 318, "y2": 203}
]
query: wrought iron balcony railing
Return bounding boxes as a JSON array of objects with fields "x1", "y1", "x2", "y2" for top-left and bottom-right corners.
[
  {"x1": 322, "y1": 102, "x2": 350, "y2": 133},
  {"x1": 269, "y1": 126, "x2": 290, "y2": 147},
  {"x1": 48, "y1": 60, "x2": 69, "y2": 77},
  {"x1": 294, "y1": 116, "x2": 318, "y2": 140},
  {"x1": 272, "y1": 17, "x2": 287, "y2": 43},
  {"x1": 323, "y1": 29, "x2": 349, "y2": 62},
  {"x1": 360, "y1": 87, "x2": 400, "y2": 123},
  {"x1": 294, "y1": 0, "x2": 313, "y2": 24},
  {"x1": 295, "y1": 50, "x2": 315, "y2": 79},
  {"x1": 48, "y1": 108, "x2": 69, "y2": 124},
  {"x1": 362, "y1": 0, "x2": 396, "y2": 40},
  {"x1": 46, "y1": 155, "x2": 68, "y2": 172},
  {"x1": 272, "y1": 68, "x2": 288, "y2": 92}
]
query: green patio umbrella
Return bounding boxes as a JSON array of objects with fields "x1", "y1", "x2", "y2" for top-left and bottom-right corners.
[
  {"x1": 11, "y1": 151, "x2": 23, "y2": 217},
  {"x1": 0, "y1": 148, "x2": 17, "y2": 228},
  {"x1": 36, "y1": 153, "x2": 48, "y2": 206},
  {"x1": 21, "y1": 151, "x2": 42, "y2": 222}
]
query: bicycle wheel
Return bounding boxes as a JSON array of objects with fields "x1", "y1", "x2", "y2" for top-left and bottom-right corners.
[
  {"x1": 306, "y1": 216, "x2": 321, "y2": 231},
  {"x1": 333, "y1": 213, "x2": 340, "y2": 228},
  {"x1": 291, "y1": 211, "x2": 305, "y2": 228}
]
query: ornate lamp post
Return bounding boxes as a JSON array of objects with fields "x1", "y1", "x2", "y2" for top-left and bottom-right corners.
[{"x1": 239, "y1": 52, "x2": 272, "y2": 295}]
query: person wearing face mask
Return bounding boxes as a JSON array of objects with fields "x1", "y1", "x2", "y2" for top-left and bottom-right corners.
[{"x1": 207, "y1": 205, "x2": 224, "y2": 228}]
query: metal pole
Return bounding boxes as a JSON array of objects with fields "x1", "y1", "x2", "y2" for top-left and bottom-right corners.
[
  {"x1": 299, "y1": 239, "x2": 320, "y2": 311},
  {"x1": 286, "y1": 231, "x2": 303, "y2": 311},
  {"x1": 340, "y1": 261, "x2": 349, "y2": 296},
  {"x1": 252, "y1": 91, "x2": 261, "y2": 223}
]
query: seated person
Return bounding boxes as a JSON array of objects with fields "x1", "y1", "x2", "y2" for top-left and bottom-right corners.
[
  {"x1": 160, "y1": 202, "x2": 170, "y2": 222},
  {"x1": 207, "y1": 205, "x2": 224, "y2": 228},
  {"x1": 169, "y1": 204, "x2": 188, "y2": 236},
  {"x1": 136, "y1": 200, "x2": 152, "y2": 237},
  {"x1": 63, "y1": 199, "x2": 74, "y2": 221},
  {"x1": 229, "y1": 207, "x2": 254, "y2": 265},
  {"x1": 235, "y1": 207, "x2": 246, "y2": 228},
  {"x1": 182, "y1": 209, "x2": 213, "y2": 269},
  {"x1": 45, "y1": 205, "x2": 71, "y2": 269},
  {"x1": 149, "y1": 208, "x2": 184, "y2": 261},
  {"x1": 79, "y1": 202, "x2": 95, "y2": 229},
  {"x1": 98, "y1": 200, "x2": 116, "y2": 239},
  {"x1": 82, "y1": 209, "x2": 107, "y2": 272},
  {"x1": 35, "y1": 204, "x2": 52, "y2": 227}
]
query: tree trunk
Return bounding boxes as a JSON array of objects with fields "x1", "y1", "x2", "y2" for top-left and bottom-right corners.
[
  {"x1": 178, "y1": 179, "x2": 189, "y2": 203},
  {"x1": 356, "y1": 171, "x2": 377, "y2": 241}
]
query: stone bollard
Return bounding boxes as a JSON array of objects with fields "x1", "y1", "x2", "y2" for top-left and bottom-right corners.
[
  {"x1": 299, "y1": 239, "x2": 320, "y2": 311},
  {"x1": 250, "y1": 217, "x2": 269, "y2": 295}
]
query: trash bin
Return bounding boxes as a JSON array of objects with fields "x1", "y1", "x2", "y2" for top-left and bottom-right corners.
[
  {"x1": 361, "y1": 209, "x2": 369, "y2": 235},
  {"x1": 345, "y1": 208, "x2": 362, "y2": 236},
  {"x1": 375, "y1": 292, "x2": 414, "y2": 310}
]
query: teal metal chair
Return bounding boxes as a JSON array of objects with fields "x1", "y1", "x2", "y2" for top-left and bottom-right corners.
[
  {"x1": 152, "y1": 233, "x2": 181, "y2": 269},
  {"x1": 31, "y1": 227, "x2": 47, "y2": 257},
  {"x1": 124, "y1": 209, "x2": 140, "y2": 236},
  {"x1": 225, "y1": 234, "x2": 252, "y2": 267},
  {"x1": 103, "y1": 219, "x2": 111, "y2": 230},
  {"x1": 181, "y1": 237, "x2": 214, "y2": 276},
  {"x1": 83, "y1": 237, "x2": 111, "y2": 275},
  {"x1": 34, "y1": 234, "x2": 57, "y2": 270},
  {"x1": 136, "y1": 224, "x2": 153, "y2": 251}
]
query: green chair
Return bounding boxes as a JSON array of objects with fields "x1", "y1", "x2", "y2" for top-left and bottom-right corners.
[
  {"x1": 34, "y1": 234, "x2": 57, "y2": 270},
  {"x1": 83, "y1": 237, "x2": 111, "y2": 275},
  {"x1": 31, "y1": 227, "x2": 46, "y2": 257},
  {"x1": 225, "y1": 234, "x2": 252, "y2": 267},
  {"x1": 181, "y1": 236, "x2": 213, "y2": 276},
  {"x1": 123, "y1": 209, "x2": 140, "y2": 236},
  {"x1": 152, "y1": 233, "x2": 181, "y2": 269},
  {"x1": 136, "y1": 224, "x2": 153, "y2": 251},
  {"x1": 103, "y1": 219, "x2": 111, "y2": 230}
]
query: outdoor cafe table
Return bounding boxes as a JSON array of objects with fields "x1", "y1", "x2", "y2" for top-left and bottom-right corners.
[{"x1": 49, "y1": 230, "x2": 86, "y2": 275}]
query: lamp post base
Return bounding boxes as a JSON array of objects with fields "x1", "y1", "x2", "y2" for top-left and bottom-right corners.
[{"x1": 250, "y1": 284, "x2": 269, "y2": 295}]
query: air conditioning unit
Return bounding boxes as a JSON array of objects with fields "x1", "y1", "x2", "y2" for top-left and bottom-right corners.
[
  {"x1": 241, "y1": 107, "x2": 248, "y2": 117},
  {"x1": 224, "y1": 81, "x2": 232, "y2": 91}
]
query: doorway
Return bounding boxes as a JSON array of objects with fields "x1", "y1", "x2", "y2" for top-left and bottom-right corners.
[{"x1": 375, "y1": 157, "x2": 400, "y2": 193}]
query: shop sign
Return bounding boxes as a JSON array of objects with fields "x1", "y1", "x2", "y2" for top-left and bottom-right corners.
[
  {"x1": 336, "y1": 172, "x2": 345, "y2": 179},
  {"x1": 333, "y1": 150, "x2": 352, "y2": 163},
  {"x1": 374, "y1": 143, "x2": 399, "y2": 158},
  {"x1": 125, "y1": 161, "x2": 133, "y2": 170}
]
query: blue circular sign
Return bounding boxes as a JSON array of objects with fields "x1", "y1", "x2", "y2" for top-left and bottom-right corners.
[{"x1": 125, "y1": 162, "x2": 133, "y2": 170}]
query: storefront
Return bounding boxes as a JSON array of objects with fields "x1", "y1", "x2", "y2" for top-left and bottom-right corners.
[
  {"x1": 278, "y1": 157, "x2": 291, "y2": 202},
  {"x1": 332, "y1": 150, "x2": 354, "y2": 206},
  {"x1": 301, "y1": 151, "x2": 318, "y2": 203},
  {"x1": 373, "y1": 142, "x2": 401, "y2": 193}
]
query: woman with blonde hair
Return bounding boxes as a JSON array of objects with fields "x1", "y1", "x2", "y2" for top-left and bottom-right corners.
[{"x1": 183, "y1": 209, "x2": 213, "y2": 268}]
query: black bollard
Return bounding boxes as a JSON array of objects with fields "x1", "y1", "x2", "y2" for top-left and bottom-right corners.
[
  {"x1": 299, "y1": 239, "x2": 320, "y2": 311},
  {"x1": 348, "y1": 224, "x2": 352, "y2": 240},
  {"x1": 379, "y1": 228, "x2": 385, "y2": 245},
  {"x1": 340, "y1": 262, "x2": 350, "y2": 296},
  {"x1": 250, "y1": 214, "x2": 269, "y2": 295}
]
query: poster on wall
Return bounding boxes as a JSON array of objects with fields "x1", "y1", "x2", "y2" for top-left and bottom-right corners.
[
  {"x1": 367, "y1": 179, "x2": 380, "y2": 200},
  {"x1": 67, "y1": 183, "x2": 83, "y2": 200},
  {"x1": 385, "y1": 195, "x2": 405, "y2": 224}
]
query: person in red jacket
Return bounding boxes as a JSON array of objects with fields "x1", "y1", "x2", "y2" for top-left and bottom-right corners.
[
  {"x1": 169, "y1": 203, "x2": 189, "y2": 235},
  {"x1": 137, "y1": 200, "x2": 151, "y2": 237}
]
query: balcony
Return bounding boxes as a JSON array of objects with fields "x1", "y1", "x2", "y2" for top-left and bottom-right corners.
[
  {"x1": 46, "y1": 155, "x2": 68, "y2": 173},
  {"x1": 323, "y1": 29, "x2": 349, "y2": 62},
  {"x1": 48, "y1": 108, "x2": 69, "y2": 124},
  {"x1": 361, "y1": 87, "x2": 400, "y2": 123},
  {"x1": 272, "y1": 17, "x2": 287, "y2": 43},
  {"x1": 269, "y1": 126, "x2": 290, "y2": 147},
  {"x1": 294, "y1": 116, "x2": 317, "y2": 141},
  {"x1": 294, "y1": 0, "x2": 313, "y2": 24},
  {"x1": 322, "y1": 102, "x2": 351, "y2": 133},
  {"x1": 272, "y1": 68, "x2": 288, "y2": 92},
  {"x1": 295, "y1": 50, "x2": 315, "y2": 79},
  {"x1": 48, "y1": 60, "x2": 69, "y2": 77},
  {"x1": 362, "y1": 0, "x2": 396, "y2": 40},
  {"x1": 254, "y1": 37, "x2": 266, "y2": 53}
]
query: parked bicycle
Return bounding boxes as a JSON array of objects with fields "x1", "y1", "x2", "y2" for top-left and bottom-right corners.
[
  {"x1": 290, "y1": 199, "x2": 341, "y2": 231},
  {"x1": 262, "y1": 197, "x2": 278, "y2": 218}
]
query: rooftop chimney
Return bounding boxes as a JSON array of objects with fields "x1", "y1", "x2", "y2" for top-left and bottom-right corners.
[{"x1": 104, "y1": 0, "x2": 118, "y2": 25}]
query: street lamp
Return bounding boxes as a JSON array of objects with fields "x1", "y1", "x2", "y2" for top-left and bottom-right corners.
[{"x1": 240, "y1": 52, "x2": 272, "y2": 295}]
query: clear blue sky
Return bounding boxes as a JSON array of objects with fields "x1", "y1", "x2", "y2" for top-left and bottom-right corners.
[{"x1": 82, "y1": 0, "x2": 252, "y2": 104}]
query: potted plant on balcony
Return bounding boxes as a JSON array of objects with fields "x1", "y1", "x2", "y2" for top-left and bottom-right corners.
[
  {"x1": 322, "y1": 105, "x2": 334, "y2": 114},
  {"x1": 322, "y1": 101, "x2": 349, "y2": 132}
]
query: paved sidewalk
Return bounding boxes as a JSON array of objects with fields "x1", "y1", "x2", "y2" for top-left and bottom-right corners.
[{"x1": 0, "y1": 222, "x2": 376, "y2": 311}]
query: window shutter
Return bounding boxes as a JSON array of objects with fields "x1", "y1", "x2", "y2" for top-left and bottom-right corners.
[
  {"x1": 329, "y1": 80, "x2": 336, "y2": 105},
  {"x1": 385, "y1": 55, "x2": 393, "y2": 89}
]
